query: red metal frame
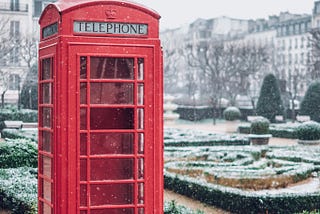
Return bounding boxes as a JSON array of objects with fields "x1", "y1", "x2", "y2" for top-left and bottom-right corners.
[{"x1": 38, "y1": 1, "x2": 163, "y2": 213}]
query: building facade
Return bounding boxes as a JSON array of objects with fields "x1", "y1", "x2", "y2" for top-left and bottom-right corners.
[
  {"x1": 161, "y1": 1, "x2": 320, "y2": 108},
  {"x1": 0, "y1": 0, "x2": 53, "y2": 104}
]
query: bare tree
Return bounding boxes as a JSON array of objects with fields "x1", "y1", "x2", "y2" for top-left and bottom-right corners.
[
  {"x1": 185, "y1": 40, "x2": 229, "y2": 124},
  {"x1": 18, "y1": 35, "x2": 38, "y2": 109},
  {"x1": 0, "y1": 17, "x2": 18, "y2": 108},
  {"x1": 308, "y1": 28, "x2": 320, "y2": 80}
]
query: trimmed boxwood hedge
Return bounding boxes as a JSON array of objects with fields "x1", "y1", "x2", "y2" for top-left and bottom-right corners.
[
  {"x1": 1, "y1": 128, "x2": 38, "y2": 142},
  {"x1": 238, "y1": 124, "x2": 298, "y2": 139},
  {"x1": 0, "y1": 109, "x2": 37, "y2": 127},
  {"x1": 0, "y1": 167, "x2": 37, "y2": 214},
  {"x1": 0, "y1": 139, "x2": 38, "y2": 168},
  {"x1": 164, "y1": 172, "x2": 320, "y2": 213}
]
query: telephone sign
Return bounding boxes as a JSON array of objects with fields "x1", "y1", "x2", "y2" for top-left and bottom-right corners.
[
  {"x1": 38, "y1": 0, "x2": 163, "y2": 213},
  {"x1": 73, "y1": 21, "x2": 148, "y2": 35}
]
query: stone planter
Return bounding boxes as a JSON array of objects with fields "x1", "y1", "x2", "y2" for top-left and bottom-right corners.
[
  {"x1": 249, "y1": 134, "x2": 272, "y2": 145},
  {"x1": 297, "y1": 139, "x2": 320, "y2": 145}
]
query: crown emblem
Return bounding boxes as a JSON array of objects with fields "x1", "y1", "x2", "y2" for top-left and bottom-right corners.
[{"x1": 106, "y1": 8, "x2": 117, "y2": 19}]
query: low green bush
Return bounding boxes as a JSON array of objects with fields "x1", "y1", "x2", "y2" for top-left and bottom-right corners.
[
  {"x1": 238, "y1": 123, "x2": 299, "y2": 139},
  {"x1": 250, "y1": 118, "x2": 270, "y2": 134},
  {"x1": 223, "y1": 107, "x2": 241, "y2": 121},
  {"x1": 1, "y1": 128, "x2": 38, "y2": 142},
  {"x1": 0, "y1": 108, "x2": 37, "y2": 127},
  {"x1": 0, "y1": 167, "x2": 37, "y2": 213},
  {"x1": 164, "y1": 200, "x2": 204, "y2": 214},
  {"x1": 296, "y1": 121, "x2": 320, "y2": 141},
  {"x1": 164, "y1": 172, "x2": 320, "y2": 213},
  {"x1": 0, "y1": 139, "x2": 38, "y2": 168}
]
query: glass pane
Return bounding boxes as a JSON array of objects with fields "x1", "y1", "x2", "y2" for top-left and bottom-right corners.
[
  {"x1": 80, "y1": 185, "x2": 87, "y2": 206},
  {"x1": 138, "y1": 183, "x2": 144, "y2": 204},
  {"x1": 42, "y1": 156, "x2": 51, "y2": 178},
  {"x1": 90, "y1": 57, "x2": 134, "y2": 79},
  {"x1": 90, "y1": 209, "x2": 134, "y2": 214},
  {"x1": 80, "y1": 83, "x2": 87, "y2": 104},
  {"x1": 90, "y1": 133, "x2": 134, "y2": 155},
  {"x1": 90, "y1": 108, "x2": 134, "y2": 129},
  {"x1": 138, "y1": 108, "x2": 144, "y2": 130},
  {"x1": 91, "y1": 158, "x2": 133, "y2": 180},
  {"x1": 80, "y1": 159, "x2": 87, "y2": 181},
  {"x1": 42, "y1": 131, "x2": 51, "y2": 153},
  {"x1": 80, "y1": 108, "x2": 87, "y2": 130},
  {"x1": 42, "y1": 58, "x2": 52, "y2": 80},
  {"x1": 138, "y1": 84, "x2": 144, "y2": 105},
  {"x1": 138, "y1": 58, "x2": 144, "y2": 80},
  {"x1": 42, "y1": 202, "x2": 52, "y2": 214},
  {"x1": 90, "y1": 183, "x2": 133, "y2": 205},
  {"x1": 138, "y1": 208, "x2": 144, "y2": 214},
  {"x1": 42, "y1": 179, "x2": 51, "y2": 201},
  {"x1": 90, "y1": 83, "x2": 133, "y2": 104},
  {"x1": 80, "y1": 134, "x2": 87, "y2": 155},
  {"x1": 138, "y1": 158, "x2": 144, "y2": 179},
  {"x1": 80, "y1": 56, "x2": 87, "y2": 79},
  {"x1": 138, "y1": 133, "x2": 144, "y2": 154},
  {"x1": 80, "y1": 211, "x2": 87, "y2": 214},
  {"x1": 42, "y1": 108, "x2": 52, "y2": 128},
  {"x1": 42, "y1": 83, "x2": 52, "y2": 104}
]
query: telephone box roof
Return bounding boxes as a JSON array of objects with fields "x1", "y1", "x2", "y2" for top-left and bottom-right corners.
[{"x1": 39, "y1": 0, "x2": 160, "y2": 22}]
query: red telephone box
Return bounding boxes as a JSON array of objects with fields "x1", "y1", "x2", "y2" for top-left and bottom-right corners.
[{"x1": 38, "y1": 1, "x2": 163, "y2": 213}]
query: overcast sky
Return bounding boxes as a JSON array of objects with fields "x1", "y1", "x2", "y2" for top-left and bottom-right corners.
[{"x1": 132, "y1": 0, "x2": 316, "y2": 30}]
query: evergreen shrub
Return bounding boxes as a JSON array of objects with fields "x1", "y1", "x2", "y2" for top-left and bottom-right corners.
[
  {"x1": 223, "y1": 106, "x2": 241, "y2": 121},
  {"x1": 296, "y1": 121, "x2": 320, "y2": 141},
  {"x1": 250, "y1": 118, "x2": 270, "y2": 135},
  {"x1": 300, "y1": 81, "x2": 320, "y2": 122},
  {"x1": 0, "y1": 139, "x2": 38, "y2": 168},
  {"x1": 0, "y1": 167, "x2": 37, "y2": 213},
  {"x1": 256, "y1": 74, "x2": 283, "y2": 123}
]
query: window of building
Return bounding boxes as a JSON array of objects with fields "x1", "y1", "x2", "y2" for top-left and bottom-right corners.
[
  {"x1": 9, "y1": 74, "x2": 20, "y2": 90},
  {"x1": 9, "y1": 46, "x2": 19, "y2": 64},
  {"x1": 301, "y1": 37, "x2": 305, "y2": 48},
  {"x1": 34, "y1": 0, "x2": 42, "y2": 17},
  {"x1": 289, "y1": 25, "x2": 294, "y2": 35},
  {"x1": 301, "y1": 53, "x2": 304, "y2": 64},
  {"x1": 295, "y1": 24, "x2": 299, "y2": 34},
  {"x1": 288, "y1": 53, "x2": 292, "y2": 64},
  {"x1": 10, "y1": 0, "x2": 19, "y2": 11},
  {"x1": 289, "y1": 39, "x2": 292, "y2": 49},
  {"x1": 295, "y1": 53, "x2": 298, "y2": 64},
  {"x1": 10, "y1": 21, "x2": 20, "y2": 38}
]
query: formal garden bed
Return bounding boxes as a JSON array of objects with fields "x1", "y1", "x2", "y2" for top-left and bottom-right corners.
[
  {"x1": 1, "y1": 126, "x2": 320, "y2": 213},
  {"x1": 164, "y1": 144, "x2": 320, "y2": 213}
]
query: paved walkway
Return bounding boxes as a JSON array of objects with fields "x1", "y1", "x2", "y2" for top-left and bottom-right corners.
[{"x1": 165, "y1": 120, "x2": 297, "y2": 146}]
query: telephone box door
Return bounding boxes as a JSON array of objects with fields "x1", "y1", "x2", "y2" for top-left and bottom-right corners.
[{"x1": 69, "y1": 44, "x2": 161, "y2": 213}]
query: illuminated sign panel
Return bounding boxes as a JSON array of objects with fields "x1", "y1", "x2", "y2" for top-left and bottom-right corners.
[{"x1": 73, "y1": 21, "x2": 148, "y2": 35}]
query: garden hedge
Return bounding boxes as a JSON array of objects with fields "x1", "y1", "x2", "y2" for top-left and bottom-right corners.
[
  {"x1": 0, "y1": 139, "x2": 38, "y2": 168},
  {"x1": 238, "y1": 124, "x2": 298, "y2": 139},
  {"x1": 0, "y1": 108, "x2": 37, "y2": 127},
  {"x1": 1, "y1": 128, "x2": 38, "y2": 142},
  {"x1": 0, "y1": 167, "x2": 37, "y2": 214},
  {"x1": 164, "y1": 172, "x2": 320, "y2": 213}
]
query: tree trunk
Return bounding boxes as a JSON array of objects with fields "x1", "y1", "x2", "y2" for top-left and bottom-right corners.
[{"x1": 1, "y1": 91, "x2": 5, "y2": 108}]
